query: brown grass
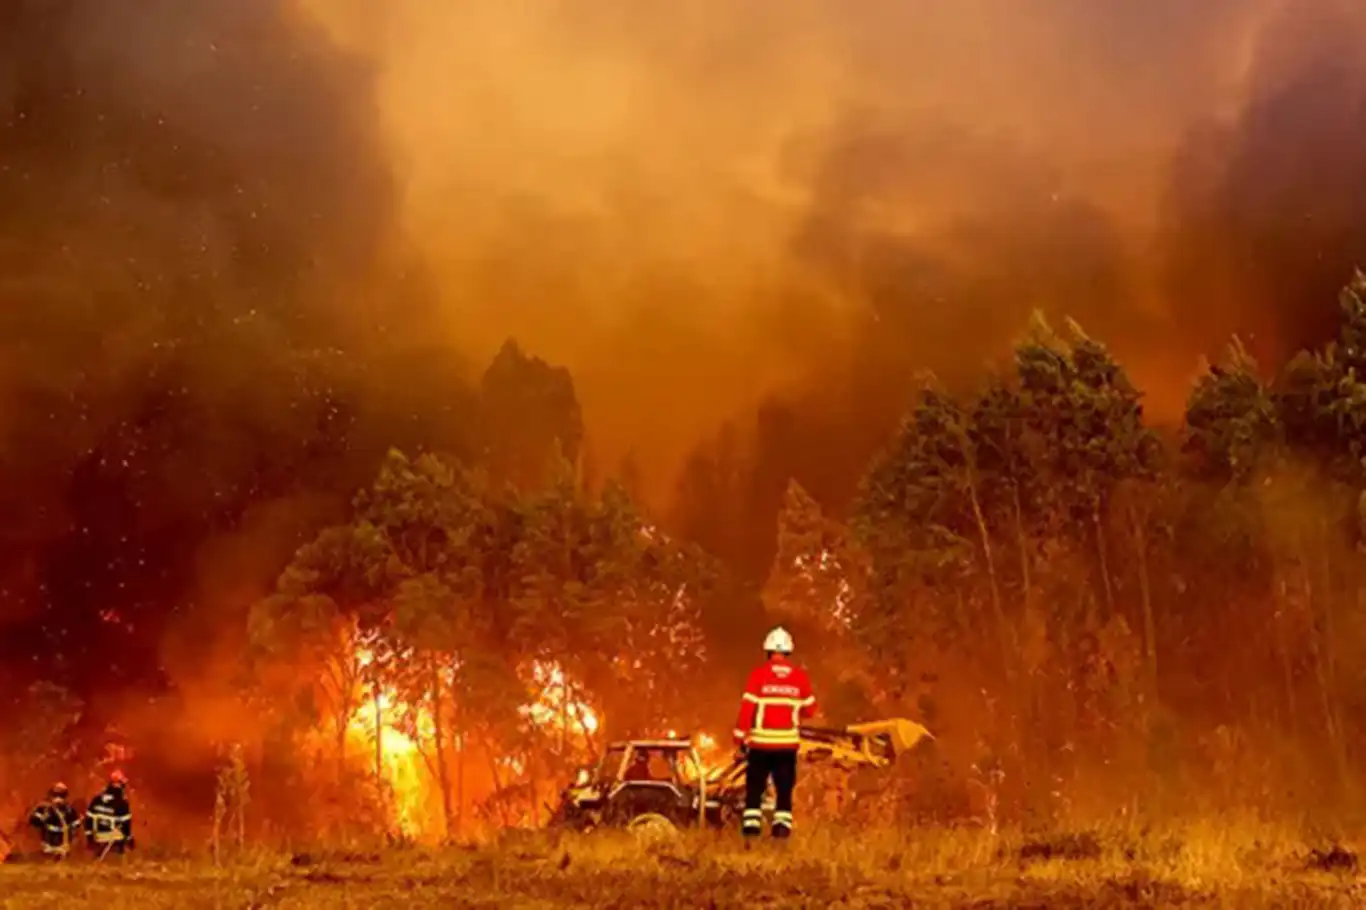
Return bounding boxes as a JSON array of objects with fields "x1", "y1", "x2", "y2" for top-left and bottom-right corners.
[{"x1": 1, "y1": 821, "x2": 1364, "y2": 908}]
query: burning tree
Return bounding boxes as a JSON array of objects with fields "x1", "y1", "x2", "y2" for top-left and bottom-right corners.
[{"x1": 250, "y1": 445, "x2": 714, "y2": 841}]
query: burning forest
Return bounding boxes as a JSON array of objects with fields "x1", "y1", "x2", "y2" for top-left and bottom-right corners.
[{"x1": 4, "y1": 0, "x2": 1366, "y2": 905}]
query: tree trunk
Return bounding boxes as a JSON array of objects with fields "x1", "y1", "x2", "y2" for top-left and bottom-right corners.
[
  {"x1": 1011, "y1": 483, "x2": 1031, "y2": 608},
  {"x1": 456, "y1": 731, "x2": 466, "y2": 838},
  {"x1": 560, "y1": 674, "x2": 569, "y2": 760},
  {"x1": 1315, "y1": 519, "x2": 1345, "y2": 759},
  {"x1": 452, "y1": 653, "x2": 465, "y2": 838},
  {"x1": 1092, "y1": 503, "x2": 1115, "y2": 616},
  {"x1": 1297, "y1": 565, "x2": 1345, "y2": 795},
  {"x1": 373, "y1": 687, "x2": 384, "y2": 786},
  {"x1": 335, "y1": 708, "x2": 349, "y2": 787},
  {"x1": 1305, "y1": 528, "x2": 1349, "y2": 792},
  {"x1": 370, "y1": 684, "x2": 388, "y2": 837},
  {"x1": 956, "y1": 438, "x2": 1020, "y2": 781},
  {"x1": 330, "y1": 652, "x2": 360, "y2": 790},
  {"x1": 1273, "y1": 579, "x2": 1299, "y2": 736},
  {"x1": 235, "y1": 754, "x2": 247, "y2": 849},
  {"x1": 429, "y1": 658, "x2": 455, "y2": 839},
  {"x1": 962, "y1": 454, "x2": 1011, "y2": 677},
  {"x1": 1008, "y1": 484, "x2": 1047, "y2": 783},
  {"x1": 1127, "y1": 501, "x2": 1158, "y2": 697},
  {"x1": 484, "y1": 745, "x2": 512, "y2": 827},
  {"x1": 529, "y1": 751, "x2": 541, "y2": 828}
]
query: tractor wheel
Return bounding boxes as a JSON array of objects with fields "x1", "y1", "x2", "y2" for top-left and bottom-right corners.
[
  {"x1": 605, "y1": 785, "x2": 683, "y2": 829},
  {"x1": 627, "y1": 812, "x2": 679, "y2": 844}
]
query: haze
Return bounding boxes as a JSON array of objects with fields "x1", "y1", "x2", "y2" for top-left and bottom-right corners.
[{"x1": 302, "y1": 0, "x2": 1363, "y2": 488}]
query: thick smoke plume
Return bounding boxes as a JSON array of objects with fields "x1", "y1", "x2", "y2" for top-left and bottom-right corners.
[
  {"x1": 1, "y1": 0, "x2": 1365, "y2": 701},
  {"x1": 0, "y1": 0, "x2": 453, "y2": 692},
  {"x1": 309, "y1": 0, "x2": 1366, "y2": 483}
]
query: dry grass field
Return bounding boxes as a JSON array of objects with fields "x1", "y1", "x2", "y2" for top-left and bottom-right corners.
[{"x1": 2, "y1": 822, "x2": 1365, "y2": 908}]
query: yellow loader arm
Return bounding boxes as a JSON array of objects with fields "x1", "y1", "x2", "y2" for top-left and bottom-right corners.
[
  {"x1": 698, "y1": 717, "x2": 933, "y2": 795},
  {"x1": 797, "y1": 718, "x2": 934, "y2": 769}
]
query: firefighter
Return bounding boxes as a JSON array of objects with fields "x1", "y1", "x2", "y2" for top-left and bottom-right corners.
[
  {"x1": 27, "y1": 782, "x2": 80, "y2": 859},
  {"x1": 85, "y1": 769, "x2": 134, "y2": 856},
  {"x1": 732, "y1": 626, "x2": 817, "y2": 838}
]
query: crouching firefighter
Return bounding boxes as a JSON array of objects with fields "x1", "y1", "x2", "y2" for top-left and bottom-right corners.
[
  {"x1": 732, "y1": 626, "x2": 817, "y2": 838},
  {"x1": 85, "y1": 770, "x2": 134, "y2": 856},
  {"x1": 28, "y1": 783, "x2": 80, "y2": 859}
]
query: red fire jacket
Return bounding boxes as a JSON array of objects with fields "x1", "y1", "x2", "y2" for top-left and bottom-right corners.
[{"x1": 733, "y1": 656, "x2": 817, "y2": 750}]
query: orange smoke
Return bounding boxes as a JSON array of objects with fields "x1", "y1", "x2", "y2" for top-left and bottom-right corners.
[{"x1": 296, "y1": 0, "x2": 1366, "y2": 498}]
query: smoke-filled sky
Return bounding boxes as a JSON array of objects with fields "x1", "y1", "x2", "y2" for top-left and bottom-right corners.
[
  {"x1": 304, "y1": 0, "x2": 1365, "y2": 481},
  {"x1": 2, "y1": 0, "x2": 1365, "y2": 692}
]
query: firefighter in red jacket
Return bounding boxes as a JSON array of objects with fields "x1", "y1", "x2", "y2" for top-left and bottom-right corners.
[{"x1": 732, "y1": 626, "x2": 817, "y2": 838}]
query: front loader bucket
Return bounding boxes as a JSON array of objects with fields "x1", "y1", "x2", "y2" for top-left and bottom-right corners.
[{"x1": 846, "y1": 718, "x2": 934, "y2": 757}]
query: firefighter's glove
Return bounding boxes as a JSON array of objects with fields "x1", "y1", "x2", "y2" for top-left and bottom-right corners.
[{"x1": 733, "y1": 744, "x2": 748, "y2": 761}]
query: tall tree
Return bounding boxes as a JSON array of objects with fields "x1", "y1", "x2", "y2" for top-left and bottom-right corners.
[
  {"x1": 763, "y1": 480, "x2": 857, "y2": 633},
  {"x1": 478, "y1": 339, "x2": 583, "y2": 489},
  {"x1": 670, "y1": 422, "x2": 754, "y2": 573},
  {"x1": 853, "y1": 381, "x2": 993, "y2": 704},
  {"x1": 1012, "y1": 315, "x2": 1161, "y2": 608},
  {"x1": 762, "y1": 479, "x2": 874, "y2": 718},
  {"x1": 1184, "y1": 337, "x2": 1281, "y2": 483}
]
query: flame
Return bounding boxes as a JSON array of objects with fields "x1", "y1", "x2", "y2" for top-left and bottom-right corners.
[
  {"x1": 665, "y1": 729, "x2": 729, "y2": 774},
  {"x1": 520, "y1": 660, "x2": 600, "y2": 738},
  {"x1": 793, "y1": 549, "x2": 855, "y2": 628},
  {"x1": 343, "y1": 650, "x2": 601, "y2": 838},
  {"x1": 348, "y1": 650, "x2": 431, "y2": 837},
  {"x1": 693, "y1": 732, "x2": 731, "y2": 772}
]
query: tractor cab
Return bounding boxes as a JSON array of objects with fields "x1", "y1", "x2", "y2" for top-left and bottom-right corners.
[{"x1": 604, "y1": 739, "x2": 700, "y2": 783}]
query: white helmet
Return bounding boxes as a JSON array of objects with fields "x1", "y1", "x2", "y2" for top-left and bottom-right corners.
[{"x1": 763, "y1": 626, "x2": 793, "y2": 654}]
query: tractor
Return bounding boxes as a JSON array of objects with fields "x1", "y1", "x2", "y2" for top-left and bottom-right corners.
[
  {"x1": 547, "y1": 718, "x2": 932, "y2": 836},
  {"x1": 545, "y1": 736, "x2": 721, "y2": 836}
]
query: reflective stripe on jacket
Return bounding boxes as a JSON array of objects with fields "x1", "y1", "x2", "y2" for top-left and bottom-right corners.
[
  {"x1": 733, "y1": 656, "x2": 817, "y2": 749},
  {"x1": 29, "y1": 802, "x2": 79, "y2": 848},
  {"x1": 85, "y1": 789, "x2": 132, "y2": 843}
]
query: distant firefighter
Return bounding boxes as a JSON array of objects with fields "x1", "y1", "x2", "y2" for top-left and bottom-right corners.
[
  {"x1": 28, "y1": 782, "x2": 80, "y2": 859},
  {"x1": 733, "y1": 626, "x2": 818, "y2": 838},
  {"x1": 85, "y1": 769, "x2": 134, "y2": 856}
]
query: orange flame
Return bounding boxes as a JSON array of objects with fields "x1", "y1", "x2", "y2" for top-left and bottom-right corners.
[
  {"x1": 520, "y1": 660, "x2": 600, "y2": 738},
  {"x1": 343, "y1": 650, "x2": 601, "y2": 839},
  {"x1": 347, "y1": 650, "x2": 431, "y2": 836}
]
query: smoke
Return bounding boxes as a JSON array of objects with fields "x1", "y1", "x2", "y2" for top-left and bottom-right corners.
[
  {"x1": 0, "y1": 0, "x2": 439, "y2": 683},
  {"x1": 309, "y1": 0, "x2": 1366, "y2": 489},
  {"x1": 1160, "y1": 0, "x2": 1366, "y2": 365},
  {"x1": 2, "y1": 0, "x2": 1366, "y2": 695}
]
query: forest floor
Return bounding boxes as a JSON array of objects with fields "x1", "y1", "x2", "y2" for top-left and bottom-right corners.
[{"x1": 1, "y1": 823, "x2": 1365, "y2": 908}]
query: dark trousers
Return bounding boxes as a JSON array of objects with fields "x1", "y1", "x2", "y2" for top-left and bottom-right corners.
[{"x1": 742, "y1": 747, "x2": 797, "y2": 837}]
